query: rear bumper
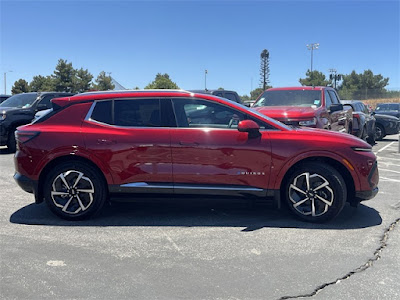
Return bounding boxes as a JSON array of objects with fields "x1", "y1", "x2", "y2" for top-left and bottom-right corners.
[{"x1": 14, "y1": 172, "x2": 42, "y2": 203}]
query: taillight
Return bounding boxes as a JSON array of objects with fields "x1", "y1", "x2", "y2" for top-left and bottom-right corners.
[{"x1": 16, "y1": 131, "x2": 40, "y2": 143}]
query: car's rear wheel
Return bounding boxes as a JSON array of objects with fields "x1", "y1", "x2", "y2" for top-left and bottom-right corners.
[
  {"x1": 43, "y1": 161, "x2": 107, "y2": 220},
  {"x1": 284, "y1": 163, "x2": 347, "y2": 223},
  {"x1": 375, "y1": 124, "x2": 385, "y2": 141}
]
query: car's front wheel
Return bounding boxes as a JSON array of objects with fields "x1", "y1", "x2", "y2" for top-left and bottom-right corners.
[
  {"x1": 43, "y1": 161, "x2": 107, "y2": 220},
  {"x1": 284, "y1": 163, "x2": 347, "y2": 223}
]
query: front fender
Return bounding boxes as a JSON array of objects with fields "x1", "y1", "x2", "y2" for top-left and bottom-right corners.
[{"x1": 271, "y1": 150, "x2": 360, "y2": 191}]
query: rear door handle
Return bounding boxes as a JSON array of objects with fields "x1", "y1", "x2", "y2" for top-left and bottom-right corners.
[{"x1": 179, "y1": 141, "x2": 199, "y2": 146}]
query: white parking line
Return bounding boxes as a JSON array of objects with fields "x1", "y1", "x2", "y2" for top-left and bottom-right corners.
[
  {"x1": 375, "y1": 141, "x2": 396, "y2": 154},
  {"x1": 379, "y1": 176, "x2": 400, "y2": 183},
  {"x1": 377, "y1": 156, "x2": 400, "y2": 161},
  {"x1": 379, "y1": 168, "x2": 400, "y2": 174}
]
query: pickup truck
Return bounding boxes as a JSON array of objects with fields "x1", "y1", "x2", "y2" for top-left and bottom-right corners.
[{"x1": 252, "y1": 86, "x2": 353, "y2": 133}]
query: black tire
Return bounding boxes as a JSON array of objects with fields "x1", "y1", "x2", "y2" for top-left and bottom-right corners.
[
  {"x1": 6, "y1": 128, "x2": 17, "y2": 153},
  {"x1": 43, "y1": 161, "x2": 107, "y2": 220},
  {"x1": 283, "y1": 163, "x2": 347, "y2": 223},
  {"x1": 375, "y1": 124, "x2": 385, "y2": 141},
  {"x1": 366, "y1": 129, "x2": 376, "y2": 145}
]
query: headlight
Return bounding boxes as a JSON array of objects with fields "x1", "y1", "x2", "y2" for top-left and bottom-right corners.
[
  {"x1": 299, "y1": 118, "x2": 317, "y2": 126},
  {"x1": 0, "y1": 114, "x2": 6, "y2": 121}
]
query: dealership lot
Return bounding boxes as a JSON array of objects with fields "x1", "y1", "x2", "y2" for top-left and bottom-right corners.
[{"x1": 1, "y1": 135, "x2": 399, "y2": 300}]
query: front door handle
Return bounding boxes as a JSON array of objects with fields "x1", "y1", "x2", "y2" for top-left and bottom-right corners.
[{"x1": 97, "y1": 139, "x2": 117, "y2": 145}]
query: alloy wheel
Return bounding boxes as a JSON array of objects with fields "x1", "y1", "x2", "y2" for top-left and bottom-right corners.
[
  {"x1": 51, "y1": 170, "x2": 95, "y2": 214},
  {"x1": 288, "y1": 172, "x2": 334, "y2": 217}
]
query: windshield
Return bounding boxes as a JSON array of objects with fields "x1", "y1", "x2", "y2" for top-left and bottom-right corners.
[
  {"x1": 0, "y1": 93, "x2": 38, "y2": 108},
  {"x1": 253, "y1": 90, "x2": 322, "y2": 108}
]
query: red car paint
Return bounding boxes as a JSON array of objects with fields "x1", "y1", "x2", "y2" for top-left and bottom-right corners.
[
  {"x1": 13, "y1": 90, "x2": 378, "y2": 221},
  {"x1": 252, "y1": 86, "x2": 353, "y2": 133}
]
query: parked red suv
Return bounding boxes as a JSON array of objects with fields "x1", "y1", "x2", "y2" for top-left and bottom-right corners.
[
  {"x1": 252, "y1": 86, "x2": 353, "y2": 133},
  {"x1": 14, "y1": 90, "x2": 379, "y2": 222}
]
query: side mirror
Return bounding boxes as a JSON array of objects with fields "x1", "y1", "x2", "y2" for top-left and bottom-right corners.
[
  {"x1": 329, "y1": 103, "x2": 343, "y2": 113},
  {"x1": 238, "y1": 120, "x2": 261, "y2": 138}
]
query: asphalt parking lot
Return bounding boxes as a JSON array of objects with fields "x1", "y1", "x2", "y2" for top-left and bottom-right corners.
[{"x1": 1, "y1": 135, "x2": 399, "y2": 300}]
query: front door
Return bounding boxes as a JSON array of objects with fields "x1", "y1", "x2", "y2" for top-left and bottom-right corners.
[{"x1": 170, "y1": 98, "x2": 272, "y2": 194}]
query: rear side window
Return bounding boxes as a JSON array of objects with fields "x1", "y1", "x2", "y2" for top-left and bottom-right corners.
[
  {"x1": 114, "y1": 99, "x2": 160, "y2": 127},
  {"x1": 91, "y1": 100, "x2": 112, "y2": 124}
]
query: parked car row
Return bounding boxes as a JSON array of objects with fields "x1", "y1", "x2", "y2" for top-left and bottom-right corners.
[{"x1": 0, "y1": 92, "x2": 75, "y2": 152}]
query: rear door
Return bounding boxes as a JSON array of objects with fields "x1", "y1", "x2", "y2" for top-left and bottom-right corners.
[{"x1": 83, "y1": 98, "x2": 173, "y2": 189}]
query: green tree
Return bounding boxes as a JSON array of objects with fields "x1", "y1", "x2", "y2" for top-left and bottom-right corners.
[
  {"x1": 74, "y1": 68, "x2": 93, "y2": 93},
  {"x1": 145, "y1": 73, "x2": 179, "y2": 89},
  {"x1": 92, "y1": 71, "x2": 115, "y2": 91},
  {"x1": 11, "y1": 79, "x2": 30, "y2": 94},
  {"x1": 241, "y1": 95, "x2": 250, "y2": 101},
  {"x1": 29, "y1": 75, "x2": 55, "y2": 92},
  {"x1": 299, "y1": 70, "x2": 330, "y2": 86},
  {"x1": 250, "y1": 87, "x2": 266, "y2": 99},
  {"x1": 52, "y1": 59, "x2": 76, "y2": 92},
  {"x1": 338, "y1": 70, "x2": 389, "y2": 99}
]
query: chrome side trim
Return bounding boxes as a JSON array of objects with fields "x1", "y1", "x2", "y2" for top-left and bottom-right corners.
[
  {"x1": 120, "y1": 182, "x2": 263, "y2": 192},
  {"x1": 120, "y1": 182, "x2": 174, "y2": 189}
]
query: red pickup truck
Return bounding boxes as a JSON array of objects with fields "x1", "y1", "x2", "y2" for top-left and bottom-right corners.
[{"x1": 252, "y1": 86, "x2": 353, "y2": 133}]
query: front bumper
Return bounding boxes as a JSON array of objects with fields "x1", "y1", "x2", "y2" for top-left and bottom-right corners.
[{"x1": 355, "y1": 187, "x2": 379, "y2": 201}]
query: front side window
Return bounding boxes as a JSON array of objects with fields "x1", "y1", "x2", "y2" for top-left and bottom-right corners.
[
  {"x1": 327, "y1": 90, "x2": 340, "y2": 104},
  {"x1": 172, "y1": 98, "x2": 244, "y2": 129},
  {"x1": 324, "y1": 90, "x2": 332, "y2": 107}
]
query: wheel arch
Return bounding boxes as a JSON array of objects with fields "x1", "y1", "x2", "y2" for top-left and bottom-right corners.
[
  {"x1": 278, "y1": 156, "x2": 355, "y2": 206},
  {"x1": 36, "y1": 155, "x2": 109, "y2": 203}
]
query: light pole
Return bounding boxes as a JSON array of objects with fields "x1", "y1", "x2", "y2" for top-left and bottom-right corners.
[
  {"x1": 4, "y1": 70, "x2": 12, "y2": 94},
  {"x1": 306, "y1": 43, "x2": 319, "y2": 72},
  {"x1": 205, "y1": 69, "x2": 208, "y2": 91}
]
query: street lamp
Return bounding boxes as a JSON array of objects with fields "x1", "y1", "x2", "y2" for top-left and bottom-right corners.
[
  {"x1": 306, "y1": 43, "x2": 319, "y2": 72},
  {"x1": 4, "y1": 70, "x2": 12, "y2": 94},
  {"x1": 205, "y1": 69, "x2": 208, "y2": 91}
]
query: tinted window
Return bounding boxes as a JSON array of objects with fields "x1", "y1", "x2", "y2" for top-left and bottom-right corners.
[
  {"x1": 0, "y1": 93, "x2": 38, "y2": 108},
  {"x1": 224, "y1": 92, "x2": 237, "y2": 102},
  {"x1": 91, "y1": 100, "x2": 112, "y2": 124},
  {"x1": 114, "y1": 99, "x2": 161, "y2": 127},
  {"x1": 324, "y1": 90, "x2": 332, "y2": 107},
  {"x1": 173, "y1": 98, "x2": 244, "y2": 129},
  {"x1": 327, "y1": 90, "x2": 339, "y2": 104},
  {"x1": 39, "y1": 95, "x2": 55, "y2": 108}
]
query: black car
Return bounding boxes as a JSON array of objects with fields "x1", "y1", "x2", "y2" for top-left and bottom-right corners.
[
  {"x1": 373, "y1": 113, "x2": 400, "y2": 140},
  {"x1": 342, "y1": 100, "x2": 376, "y2": 145},
  {"x1": 0, "y1": 92, "x2": 75, "y2": 152},
  {"x1": 375, "y1": 103, "x2": 400, "y2": 118},
  {"x1": 0, "y1": 94, "x2": 11, "y2": 104},
  {"x1": 189, "y1": 89, "x2": 243, "y2": 104}
]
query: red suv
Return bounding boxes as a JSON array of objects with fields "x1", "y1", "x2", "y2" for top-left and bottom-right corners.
[{"x1": 14, "y1": 90, "x2": 379, "y2": 222}]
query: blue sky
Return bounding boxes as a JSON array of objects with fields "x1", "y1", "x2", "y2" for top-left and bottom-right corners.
[{"x1": 1, "y1": 0, "x2": 399, "y2": 96}]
